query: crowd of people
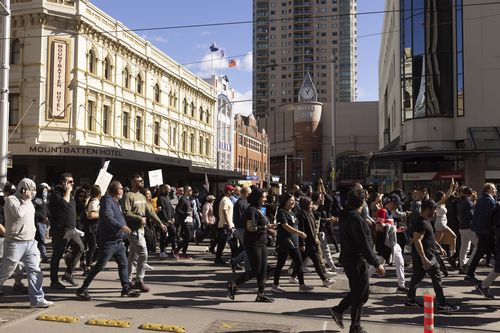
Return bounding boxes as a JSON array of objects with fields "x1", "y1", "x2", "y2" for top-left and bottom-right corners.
[{"x1": 0, "y1": 172, "x2": 498, "y2": 333}]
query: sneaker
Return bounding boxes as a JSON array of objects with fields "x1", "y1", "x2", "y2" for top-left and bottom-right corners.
[
  {"x1": 144, "y1": 263, "x2": 154, "y2": 271},
  {"x1": 170, "y1": 251, "x2": 180, "y2": 260},
  {"x1": 329, "y1": 306, "x2": 344, "y2": 329},
  {"x1": 132, "y1": 281, "x2": 150, "y2": 292},
  {"x1": 396, "y1": 286, "x2": 409, "y2": 294},
  {"x1": 30, "y1": 299, "x2": 54, "y2": 308},
  {"x1": 271, "y1": 284, "x2": 286, "y2": 293},
  {"x1": 288, "y1": 277, "x2": 299, "y2": 284},
  {"x1": 324, "y1": 271, "x2": 337, "y2": 279},
  {"x1": 447, "y1": 257, "x2": 458, "y2": 270},
  {"x1": 322, "y1": 278, "x2": 335, "y2": 287},
  {"x1": 299, "y1": 284, "x2": 314, "y2": 292},
  {"x1": 76, "y1": 288, "x2": 92, "y2": 301},
  {"x1": 476, "y1": 285, "x2": 495, "y2": 300},
  {"x1": 255, "y1": 295, "x2": 274, "y2": 303},
  {"x1": 405, "y1": 298, "x2": 423, "y2": 307},
  {"x1": 121, "y1": 288, "x2": 141, "y2": 298},
  {"x1": 61, "y1": 274, "x2": 78, "y2": 287},
  {"x1": 159, "y1": 252, "x2": 169, "y2": 258},
  {"x1": 50, "y1": 281, "x2": 66, "y2": 290},
  {"x1": 464, "y1": 275, "x2": 480, "y2": 284},
  {"x1": 438, "y1": 303, "x2": 460, "y2": 313},
  {"x1": 12, "y1": 282, "x2": 28, "y2": 294}
]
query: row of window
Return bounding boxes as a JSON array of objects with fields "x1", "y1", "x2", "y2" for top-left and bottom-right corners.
[
  {"x1": 236, "y1": 155, "x2": 267, "y2": 174},
  {"x1": 87, "y1": 49, "x2": 212, "y2": 124},
  {"x1": 237, "y1": 134, "x2": 267, "y2": 154}
]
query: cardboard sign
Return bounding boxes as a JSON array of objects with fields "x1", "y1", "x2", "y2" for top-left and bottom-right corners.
[
  {"x1": 148, "y1": 169, "x2": 163, "y2": 187},
  {"x1": 94, "y1": 169, "x2": 113, "y2": 195}
]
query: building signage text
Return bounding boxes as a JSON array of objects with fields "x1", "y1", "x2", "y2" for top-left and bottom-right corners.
[{"x1": 49, "y1": 40, "x2": 68, "y2": 119}]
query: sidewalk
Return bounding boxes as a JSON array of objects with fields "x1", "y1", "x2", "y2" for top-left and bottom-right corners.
[{"x1": 0, "y1": 244, "x2": 498, "y2": 332}]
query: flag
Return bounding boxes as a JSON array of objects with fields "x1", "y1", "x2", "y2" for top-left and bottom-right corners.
[
  {"x1": 209, "y1": 42, "x2": 219, "y2": 52},
  {"x1": 204, "y1": 173, "x2": 209, "y2": 191},
  {"x1": 228, "y1": 59, "x2": 237, "y2": 68},
  {"x1": 220, "y1": 49, "x2": 225, "y2": 58}
]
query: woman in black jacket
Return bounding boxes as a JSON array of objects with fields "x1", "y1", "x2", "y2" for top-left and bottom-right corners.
[
  {"x1": 272, "y1": 193, "x2": 312, "y2": 293},
  {"x1": 227, "y1": 188, "x2": 276, "y2": 302}
]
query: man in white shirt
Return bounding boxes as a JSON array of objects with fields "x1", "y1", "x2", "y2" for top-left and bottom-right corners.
[{"x1": 215, "y1": 185, "x2": 235, "y2": 265}]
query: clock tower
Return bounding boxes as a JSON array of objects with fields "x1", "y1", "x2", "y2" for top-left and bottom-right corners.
[{"x1": 298, "y1": 72, "x2": 318, "y2": 102}]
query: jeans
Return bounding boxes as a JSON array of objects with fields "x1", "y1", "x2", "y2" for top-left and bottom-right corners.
[
  {"x1": 83, "y1": 223, "x2": 98, "y2": 267},
  {"x1": 233, "y1": 228, "x2": 248, "y2": 269},
  {"x1": 80, "y1": 240, "x2": 129, "y2": 291},
  {"x1": 407, "y1": 255, "x2": 446, "y2": 305},
  {"x1": 459, "y1": 229, "x2": 478, "y2": 267},
  {"x1": 35, "y1": 222, "x2": 48, "y2": 258},
  {"x1": 127, "y1": 230, "x2": 148, "y2": 283},
  {"x1": 160, "y1": 223, "x2": 176, "y2": 253},
  {"x1": 215, "y1": 228, "x2": 230, "y2": 260},
  {"x1": 0, "y1": 239, "x2": 45, "y2": 305},
  {"x1": 50, "y1": 229, "x2": 84, "y2": 283},
  {"x1": 319, "y1": 231, "x2": 335, "y2": 268},
  {"x1": 176, "y1": 224, "x2": 192, "y2": 254},
  {"x1": 337, "y1": 260, "x2": 370, "y2": 331}
]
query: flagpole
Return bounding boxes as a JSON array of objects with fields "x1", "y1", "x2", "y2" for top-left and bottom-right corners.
[{"x1": 210, "y1": 52, "x2": 213, "y2": 77}]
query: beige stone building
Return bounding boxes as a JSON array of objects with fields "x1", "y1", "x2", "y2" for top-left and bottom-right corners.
[
  {"x1": 5, "y1": 0, "x2": 238, "y2": 186},
  {"x1": 377, "y1": 0, "x2": 500, "y2": 193}
]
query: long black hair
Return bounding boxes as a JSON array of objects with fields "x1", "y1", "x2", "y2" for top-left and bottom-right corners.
[
  {"x1": 248, "y1": 188, "x2": 266, "y2": 207},
  {"x1": 278, "y1": 193, "x2": 293, "y2": 210}
]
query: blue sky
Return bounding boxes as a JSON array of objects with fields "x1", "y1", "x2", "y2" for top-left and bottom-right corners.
[{"x1": 90, "y1": 0, "x2": 385, "y2": 114}]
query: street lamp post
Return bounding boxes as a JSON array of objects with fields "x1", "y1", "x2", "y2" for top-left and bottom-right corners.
[
  {"x1": 0, "y1": 0, "x2": 11, "y2": 186},
  {"x1": 330, "y1": 55, "x2": 337, "y2": 191}
]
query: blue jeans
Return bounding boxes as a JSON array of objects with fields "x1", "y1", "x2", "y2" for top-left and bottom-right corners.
[
  {"x1": 80, "y1": 240, "x2": 129, "y2": 290},
  {"x1": 35, "y1": 222, "x2": 48, "y2": 258},
  {"x1": 0, "y1": 240, "x2": 45, "y2": 305}
]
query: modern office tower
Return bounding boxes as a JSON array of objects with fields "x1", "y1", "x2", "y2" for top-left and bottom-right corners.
[{"x1": 253, "y1": 0, "x2": 358, "y2": 118}]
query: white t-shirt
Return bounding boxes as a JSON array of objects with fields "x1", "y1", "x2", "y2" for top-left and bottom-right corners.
[
  {"x1": 434, "y1": 204, "x2": 448, "y2": 231},
  {"x1": 218, "y1": 196, "x2": 234, "y2": 229}
]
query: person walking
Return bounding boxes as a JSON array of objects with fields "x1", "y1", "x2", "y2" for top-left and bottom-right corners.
[
  {"x1": 329, "y1": 188, "x2": 385, "y2": 333},
  {"x1": 121, "y1": 175, "x2": 167, "y2": 292},
  {"x1": 157, "y1": 184, "x2": 177, "y2": 259},
  {"x1": 48, "y1": 173, "x2": 84, "y2": 289},
  {"x1": 33, "y1": 183, "x2": 50, "y2": 263},
  {"x1": 81, "y1": 185, "x2": 101, "y2": 275},
  {"x1": 215, "y1": 185, "x2": 235, "y2": 265},
  {"x1": 174, "y1": 186, "x2": 194, "y2": 259},
  {"x1": 0, "y1": 178, "x2": 53, "y2": 308},
  {"x1": 76, "y1": 181, "x2": 140, "y2": 300},
  {"x1": 457, "y1": 186, "x2": 477, "y2": 274},
  {"x1": 465, "y1": 183, "x2": 497, "y2": 283},
  {"x1": 226, "y1": 188, "x2": 277, "y2": 302},
  {"x1": 230, "y1": 186, "x2": 251, "y2": 272},
  {"x1": 405, "y1": 200, "x2": 460, "y2": 313},
  {"x1": 272, "y1": 194, "x2": 313, "y2": 293}
]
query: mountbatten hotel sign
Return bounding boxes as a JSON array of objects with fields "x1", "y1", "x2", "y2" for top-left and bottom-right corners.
[{"x1": 48, "y1": 39, "x2": 69, "y2": 120}]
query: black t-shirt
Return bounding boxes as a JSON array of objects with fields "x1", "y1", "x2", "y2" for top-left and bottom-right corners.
[
  {"x1": 243, "y1": 206, "x2": 268, "y2": 247},
  {"x1": 233, "y1": 198, "x2": 249, "y2": 229},
  {"x1": 411, "y1": 215, "x2": 436, "y2": 260},
  {"x1": 276, "y1": 208, "x2": 299, "y2": 249}
]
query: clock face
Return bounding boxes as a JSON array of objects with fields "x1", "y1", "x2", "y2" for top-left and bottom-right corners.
[{"x1": 301, "y1": 87, "x2": 314, "y2": 101}]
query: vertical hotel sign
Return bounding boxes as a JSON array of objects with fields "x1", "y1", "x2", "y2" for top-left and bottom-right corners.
[{"x1": 47, "y1": 39, "x2": 69, "y2": 120}]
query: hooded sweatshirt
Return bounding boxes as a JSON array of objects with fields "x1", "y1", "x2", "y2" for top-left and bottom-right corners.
[{"x1": 4, "y1": 178, "x2": 36, "y2": 242}]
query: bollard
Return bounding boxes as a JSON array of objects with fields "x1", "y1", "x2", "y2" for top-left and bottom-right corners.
[{"x1": 423, "y1": 294, "x2": 434, "y2": 333}]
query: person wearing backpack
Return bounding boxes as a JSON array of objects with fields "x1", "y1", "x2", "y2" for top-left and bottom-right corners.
[{"x1": 81, "y1": 185, "x2": 101, "y2": 276}]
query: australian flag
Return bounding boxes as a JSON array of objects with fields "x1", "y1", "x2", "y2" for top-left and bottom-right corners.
[{"x1": 209, "y1": 42, "x2": 219, "y2": 52}]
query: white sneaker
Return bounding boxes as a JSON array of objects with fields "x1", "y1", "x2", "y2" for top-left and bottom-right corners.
[
  {"x1": 288, "y1": 277, "x2": 299, "y2": 284},
  {"x1": 323, "y1": 278, "x2": 336, "y2": 287},
  {"x1": 159, "y1": 252, "x2": 168, "y2": 258},
  {"x1": 335, "y1": 267, "x2": 344, "y2": 274},
  {"x1": 324, "y1": 271, "x2": 337, "y2": 278},
  {"x1": 144, "y1": 263, "x2": 154, "y2": 271},
  {"x1": 271, "y1": 284, "x2": 286, "y2": 293},
  {"x1": 299, "y1": 284, "x2": 314, "y2": 292},
  {"x1": 30, "y1": 299, "x2": 54, "y2": 308}
]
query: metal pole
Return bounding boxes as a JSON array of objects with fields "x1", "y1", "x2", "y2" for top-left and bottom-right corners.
[
  {"x1": 300, "y1": 158, "x2": 303, "y2": 186},
  {"x1": 0, "y1": 0, "x2": 11, "y2": 186},
  {"x1": 330, "y1": 55, "x2": 337, "y2": 191},
  {"x1": 284, "y1": 154, "x2": 287, "y2": 188}
]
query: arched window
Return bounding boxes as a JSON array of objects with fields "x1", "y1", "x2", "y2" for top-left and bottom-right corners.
[
  {"x1": 190, "y1": 133, "x2": 195, "y2": 153},
  {"x1": 10, "y1": 39, "x2": 21, "y2": 65},
  {"x1": 206, "y1": 109, "x2": 211, "y2": 124},
  {"x1": 183, "y1": 98, "x2": 188, "y2": 114},
  {"x1": 136, "y1": 74, "x2": 143, "y2": 94},
  {"x1": 199, "y1": 136, "x2": 204, "y2": 155},
  {"x1": 88, "y1": 49, "x2": 97, "y2": 74},
  {"x1": 205, "y1": 138, "x2": 210, "y2": 156},
  {"x1": 123, "y1": 67, "x2": 130, "y2": 89},
  {"x1": 181, "y1": 131, "x2": 187, "y2": 152},
  {"x1": 154, "y1": 83, "x2": 160, "y2": 103},
  {"x1": 190, "y1": 102, "x2": 195, "y2": 118},
  {"x1": 199, "y1": 106, "x2": 204, "y2": 121},
  {"x1": 103, "y1": 56, "x2": 112, "y2": 80}
]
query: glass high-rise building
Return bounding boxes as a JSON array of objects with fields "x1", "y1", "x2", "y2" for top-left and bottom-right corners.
[{"x1": 253, "y1": 0, "x2": 358, "y2": 118}]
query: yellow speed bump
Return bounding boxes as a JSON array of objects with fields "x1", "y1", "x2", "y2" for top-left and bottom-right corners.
[
  {"x1": 139, "y1": 323, "x2": 186, "y2": 332},
  {"x1": 36, "y1": 315, "x2": 80, "y2": 324},
  {"x1": 86, "y1": 319, "x2": 131, "y2": 328}
]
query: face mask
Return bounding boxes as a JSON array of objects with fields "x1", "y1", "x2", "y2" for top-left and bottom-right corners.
[{"x1": 42, "y1": 190, "x2": 48, "y2": 199}]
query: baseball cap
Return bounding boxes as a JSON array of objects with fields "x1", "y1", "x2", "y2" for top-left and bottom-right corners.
[
  {"x1": 384, "y1": 194, "x2": 402, "y2": 206},
  {"x1": 224, "y1": 184, "x2": 235, "y2": 192},
  {"x1": 3, "y1": 182, "x2": 16, "y2": 194}
]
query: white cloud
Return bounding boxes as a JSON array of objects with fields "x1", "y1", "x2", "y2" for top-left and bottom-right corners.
[
  {"x1": 234, "y1": 90, "x2": 253, "y2": 117},
  {"x1": 200, "y1": 31, "x2": 211, "y2": 36},
  {"x1": 193, "y1": 50, "x2": 252, "y2": 78},
  {"x1": 151, "y1": 36, "x2": 168, "y2": 43}
]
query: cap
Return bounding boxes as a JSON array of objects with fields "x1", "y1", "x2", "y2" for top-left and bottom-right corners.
[
  {"x1": 3, "y1": 182, "x2": 16, "y2": 194},
  {"x1": 39, "y1": 182, "x2": 51, "y2": 191},
  {"x1": 384, "y1": 194, "x2": 402, "y2": 206},
  {"x1": 206, "y1": 195, "x2": 216, "y2": 201},
  {"x1": 224, "y1": 184, "x2": 235, "y2": 192}
]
